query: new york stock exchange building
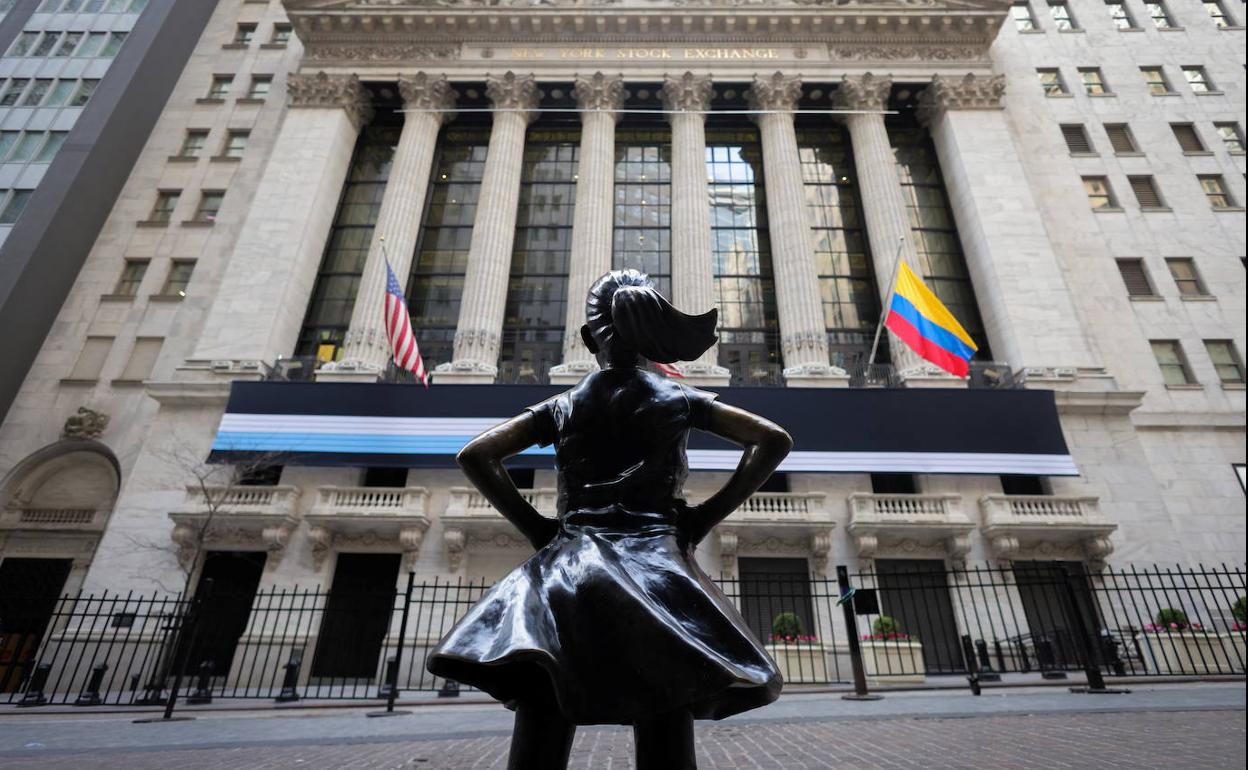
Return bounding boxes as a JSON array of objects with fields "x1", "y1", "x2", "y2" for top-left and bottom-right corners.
[{"x1": 0, "y1": 0, "x2": 1243, "y2": 698}]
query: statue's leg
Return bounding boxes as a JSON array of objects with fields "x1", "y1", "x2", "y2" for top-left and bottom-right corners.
[
  {"x1": 633, "y1": 708, "x2": 696, "y2": 770},
  {"x1": 507, "y1": 700, "x2": 576, "y2": 770}
]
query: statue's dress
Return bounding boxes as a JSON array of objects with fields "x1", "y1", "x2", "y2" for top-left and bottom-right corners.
[{"x1": 427, "y1": 367, "x2": 782, "y2": 725}]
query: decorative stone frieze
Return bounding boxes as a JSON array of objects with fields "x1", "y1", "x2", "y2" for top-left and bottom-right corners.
[
  {"x1": 304, "y1": 43, "x2": 459, "y2": 65},
  {"x1": 828, "y1": 45, "x2": 984, "y2": 62},
  {"x1": 917, "y1": 73, "x2": 1006, "y2": 125},
  {"x1": 718, "y1": 530, "x2": 739, "y2": 574},
  {"x1": 287, "y1": 71, "x2": 374, "y2": 130},
  {"x1": 833, "y1": 72, "x2": 891, "y2": 112}
]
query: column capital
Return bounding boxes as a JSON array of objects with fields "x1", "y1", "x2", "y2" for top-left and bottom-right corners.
[
  {"x1": 661, "y1": 72, "x2": 713, "y2": 114},
  {"x1": 399, "y1": 72, "x2": 458, "y2": 123},
  {"x1": 833, "y1": 72, "x2": 892, "y2": 113},
  {"x1": 486, "y1": 71, "x2": 540, "y2": 121},
  {"x1": 573, "y1": 72, "x2": 626, "y2": 119},
  {"x1": 287, "y1": 71, "x2": 373, "y2": 130},
  {"x1": 917, "y1": 73, "x2": 1006, "y2": 125},
  {"x1": 746, "y1": 72, "x2": 802, "y2": 114}
]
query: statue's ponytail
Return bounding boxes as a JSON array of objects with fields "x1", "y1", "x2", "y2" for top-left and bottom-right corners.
[{"x1": 585, "y1": 270, "x2": 717, "y2": 364}]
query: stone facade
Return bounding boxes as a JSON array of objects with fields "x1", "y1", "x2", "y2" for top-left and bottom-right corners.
[{"x1": 0, "y1": 0, "x2": 1243, "y2": 611}]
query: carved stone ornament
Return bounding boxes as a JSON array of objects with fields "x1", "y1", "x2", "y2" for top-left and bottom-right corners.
[
  {"x1": 399, "y1": 72, "x2": 458, "y2": 121},
  {"x1": 287, "y1": 1, "x2": 1011, "y2": 11},
  {"x1": 287, "y1": 71, "x2": 374, "y2": 129},
  {"x1": 444, "y1": 527, "x2": 466, "y2": 571},
  {"x1": 660, "y1": 72, "x2": 713, "y2": 113},
  {"x1": 746, "y1": 72, "x2": 802, "y2": 113},
  {"x1": 917, "y1": 73, "x2": 1006, "y2": 125},
  {"x1": 718, "y1": 529, "x2": 739, "y2": 573},
  {"x1": 573, "y1": 72, "x2": 626, "y2": 117},
  {"x1": 829, "y1": 45, "x2": 984, "y2": 62},
  {"x1": 304, "y1": 43, "x2": 459, "y2": 65},
  {"x1": 61, "y1": 407, "x2": 109, "y2": 440},
  {"x1": 486, "y1": 71, "x2": 541, "y2": 115},
  {"x1": 833, "y1": 72, "x2": 891, "y2": 112}
]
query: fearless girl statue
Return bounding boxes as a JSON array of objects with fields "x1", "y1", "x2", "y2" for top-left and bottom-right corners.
[{"x1": 428, "y1": 270, "x2": 793, "y2": 770}]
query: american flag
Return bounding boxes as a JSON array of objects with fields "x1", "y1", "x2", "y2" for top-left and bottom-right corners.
[{"x1": 383, "y1": 260, "x2": 429, "y2": 387}]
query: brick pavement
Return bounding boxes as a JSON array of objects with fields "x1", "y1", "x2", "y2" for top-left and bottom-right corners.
[{"x1": 2, "y1": 709, "x2": 1243, "y2": 769}]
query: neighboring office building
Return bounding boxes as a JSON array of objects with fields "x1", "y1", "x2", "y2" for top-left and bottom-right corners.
[{"x1": 0, "y1": 0, "x2": 1242, "y2": 688}]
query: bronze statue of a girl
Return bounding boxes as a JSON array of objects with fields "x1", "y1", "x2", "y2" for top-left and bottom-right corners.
[{"x1": 428, "y1": 270, "x2": 793, "y2": 770}]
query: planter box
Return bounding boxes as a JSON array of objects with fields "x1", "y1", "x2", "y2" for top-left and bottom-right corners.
[
  {"x1": 764, "y1": 642, "x2": 828, "y2": 684},
  {"x1": 1146, "y1": 631, "x2": 1239, "y2": 674},
  {"x1": 1219, "y1": 632, "x2": 1245, "y2": 674},
  {"x1": 860, "y1": 639, "x2": 925, "y2": 685}
]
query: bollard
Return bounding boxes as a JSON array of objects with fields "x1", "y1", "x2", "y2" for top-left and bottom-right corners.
[
  {"x1": 975, "y1": 639, "x2": 1001, "y2": 683},
  {"x1": 134, "y1": 677, "x2": 166, "y2": 705},
  {"x1": 17, "y1": 662, "x2": 51, "y2": 707},
  {"x1": 437, "y1": 679, "x2": 461, "y2": 698},
  {"x1": 377, "y1": 657, "x2": 399, "y2": 700},
  {"x1": 275, "y1": 652, "x2": 303, "y2": 703},
  {"x1": 74, "y1": 663, "x2": 109, "y2": 706},
  {"x1": 185, "y1": 660, "x2": 214, "y2": 705},
  {"x1": 1035, "y1": 637, "x2": 1067, "y2": 680},
  {"x1": 959, "y1": 635, "x2": 982, "y2": 696}
]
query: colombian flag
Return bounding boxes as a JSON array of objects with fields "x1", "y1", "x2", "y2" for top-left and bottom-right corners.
[{"x1": 884, "y1": 262, "x2": 979, "y2": 377}]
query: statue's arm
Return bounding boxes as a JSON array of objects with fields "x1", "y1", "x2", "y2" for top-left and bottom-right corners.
[
  {"x1": 456, "y1": 412, "x2": 558, "y2": 550},
  {"x1": 683, "y1": 401, "x2": 793, "y2": 547}
]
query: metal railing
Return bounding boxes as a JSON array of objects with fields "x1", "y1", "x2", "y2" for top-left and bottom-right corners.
[{"x1": 2, "y1": 564, "x2": 1241, "y2": 709}]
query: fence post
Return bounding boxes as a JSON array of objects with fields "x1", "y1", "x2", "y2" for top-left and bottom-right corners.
[
  {"x1": 185, "y1": 660, "x2": 214, "y2": 705},
  {"x1": 368, "y1": 570, "x2": 415, "y2": 718},
  {"x1": 959, "y1": 635, "x2": 981, "y2": 696},
  {"x1": 136, "y1": 580, "x2": 211, "y2": 723},
  {"x1": 275, "y1": 651, "x2": 303, "y2": 703},
  {"x1": 1063, "y1": 564, "x2": 1130, "y2": 695},
  {"x1": 836, "y1": 565, "x2": 882, "y2": 701},
  {"x1": 17, "y1": 662, "x2": 51, "y2": 707},
  {"x1": 74, "y1": 664, "x2": 109, "y2": 706}
]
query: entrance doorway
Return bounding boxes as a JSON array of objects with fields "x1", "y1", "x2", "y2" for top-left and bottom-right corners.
[
  {"x1": 0, "y1": 558, "x2": 73, "y2": 693},
  {"x1": 875, "y1": 559, "x2": 963, "y2": 673},
  {"x1": 1013, "y1": 561, "x2": 1099, "y2": 671},
  {"x1": 181, "y1": 551, "x2": 267, "y2": 677},
  {"x1": 311, "y1": 553, "x2": 401, "y2": 679},
  {"x1": 738, "y1": 557, "x2": 815, "y2": 644}
]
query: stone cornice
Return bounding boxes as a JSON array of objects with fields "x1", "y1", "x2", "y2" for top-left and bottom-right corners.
[
  {"x1": 287, "y1": 71, "x2": 374, "y2": 129},
  {"x1": 661, "y1": 71, "x2": 714, "y2": 112},
  {"x1": 486, "y1": 71, "x2": 541, "y2": 116},
  {"x1": 833, "y1": 72, "x2": 891, "y2": 111},
  {"x1": 917, "y1": 72, "x2": 1005, "y2": 123},
  {"x1": 747, "y1": 71, "x2": 802, "y2": 113},
  {"x1": 573, "y1": 72, "x2": 626, "y2": 117},
  {"x1": 399, "y1": 72, "x2": 457, "y2": 121}
]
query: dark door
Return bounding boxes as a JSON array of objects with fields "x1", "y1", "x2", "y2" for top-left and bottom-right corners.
[
  {"x1": 876, "y1": 559, "x2": 963, "y2": 673},
  {"x1": 312, "y1": 553, "x2": 401, "y2": 679},
  {"x1": 738, "y1": 557, "x2": 815, "y2": 644},
  {"x1": 1013, "y1": 561, "x2": 1099, "y2": 671},
  {"x1": 182, "y1": 551, "x2": 266, "y2": 677},
  {"x1": 0, "y1": 558, "x2": 72, "y2": 693}
]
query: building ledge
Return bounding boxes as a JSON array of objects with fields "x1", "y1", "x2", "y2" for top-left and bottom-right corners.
[
  {"x1": 0, "y1": 507, "x2": 104, "y2": 532},
  {"x1": 307, "y1": 486, "x2": 431, "y2": 569},
  {"x1": 169, "y1": 485, "x2": 303, "y2": 571},
  {"x1": 979, "y1": 494, "x2": 1116, "y2": 568},
  {"x1": 846, "y1": 493, "x2": 974, "y2": 566}
]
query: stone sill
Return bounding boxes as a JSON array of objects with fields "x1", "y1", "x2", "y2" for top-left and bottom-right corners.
[
  {"x1": 259, "y1": 43, "x2": 288, "y2": 50},
  {"x1": 166, "y1": 155, "x2": 198, "y2": 163},
  {"x1": 1092, "y1": 207, "x2": 1124, "y2": 213},
  {"x1": 1150, "y1": 92, "x2": 1180, "y2": 97},
  {"x1": 1223, "y1": 382, "x2": 1246, "y2": 391},
  {"x1": 1165, "y1": 384, "x2": 1204, "y2": 391},
  {"x1": 1068, "y1": 152, "x2": 1099, "y2": 158},
  {"x1": 222, "y1": 43, "x2": 249, "y2": 50},
  {"x1": 1157, "y1": 26, "x2": 1186, "y2": 32},
  {"x1": 134, "y1": 220, "x2": 170, "y2": 228},
  {"x1": 59, "y1": 378, "x2": 97, "y2": 386},
  {"x1": 1220, "y1": 26, "x2": 1245, "y2": 31},
  {"x1": 209, "y1": 155, "x2": 242, "y2": 163},
  {"x1": 1128, "y1": 295, "x2": 1164, "y2": 302},
  {"x1": 1140, "y1": 207, "x2": 1173, "y2": 213},
  {"x1": 195, "y1": 98, "x2": 226, "y2": 105},
  {"x1": 1179, "y1": 295, "x2": 1216, "y2": 302},
  {"x1": 1114, "y1": 152, "x2": 1145, "y2": 158},
  {"x1": 1213, "y1": 206, "x2": 1245, "y2": 212},
  {"x1": 1018, "y1": 29, "x2": 1044, "y2": 35},
  {"x1": 1087, "y1": 92, "x2": 1117, "y2": 98},
  {"x1": 180, "y1": 220, "x2": 216, "y2": 228},
  {"x1": 235, "y1": 97, "x2": 267, "y2": 106},
  {"x1": 1058, "y1": 28, "x2": 1085, "y2": 33},
  {"x1": 1229, "y1": 151, "x2": 1246, "y2": 156},
  {"x1": 148, "y1": 294, "x2": 185, "y2": 303},
  {"x1": 1045, "y1": 93, "x2": 1074, "y2": 99},
  {"x1": 98, "y1": 294, "x2": 135, "y2": 303},
  {"x1": 1118, "y1": 28, "x2": 1144, "y2": 33},
  {"x1": 110, "y1": 379, "x2": 146, "y2": 387},
  {"x1": 1194, "y1": 91, "x2": 1225, "y2": 96}
]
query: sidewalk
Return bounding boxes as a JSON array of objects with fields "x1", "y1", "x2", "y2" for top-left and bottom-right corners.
[{"x1": 0, "y1": 682, "x2": 1243, "y2": 769}]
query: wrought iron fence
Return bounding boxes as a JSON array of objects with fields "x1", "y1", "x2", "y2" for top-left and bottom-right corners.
[{"x1": 1, "y1": 564, "x2": 1242, "y2": 709}]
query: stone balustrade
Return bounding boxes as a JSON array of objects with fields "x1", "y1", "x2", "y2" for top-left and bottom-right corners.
[
  {"x1": 846, "y1": 493, "x2": 975, "y2": 566},
  {"x1": 1, "y1": 507, "x2": 101, "y2": 530},
  {"x1": 170, "y1": 485, "x2": 303, "y2": 571},
  {"x1": 732, "y1": 492, "x2": 829, "y2": 523},
  {"x1": 181, "y1": 484, "x2": 302, "y2": 516},
  {"x1": 444, "y1": 487, "x2": 558, "y2": 519},
  {"x1": 312, "y1": 486, "x2": 430, "y2": 517},
  {"x1": 306, "y1": 486, "x2": 432, "y2": 569},
  {"x1": 979, "y1": 494, "x2": 1117, "y2": 568}
]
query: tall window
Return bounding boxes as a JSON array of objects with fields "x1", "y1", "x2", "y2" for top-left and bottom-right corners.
[
  {"x1": 1204, "y1": 341, "x2": 1245, "y2": 384},
  {"x1": 797, "y1": 123, "x2": 882, "y2": 368},
  {"x1": 1165, "y1": 257, "x2": 1208, "y2": 296},
  {"x1": 1215, "y1": 123, "x2": 1244, "y2": 153},
  {"x1": 706, "y1": 125, "x2": 780, "y2": 385},
  {"x1": 498, "y1": 126, "x2": 579, "y2": 384},
  {"x1": 1037, "y1": 69, "x2": 1068, "y2": 96},
  {"x1": 1181, "y1": 66, "x2": 1215, "y2": 93},
  {"x1": 1204, "y1": 1, "x2": 1234, "y2": 27},
  {"x1": 1048, "y1": 0, "x2": 1079, "y2": 29},
  {"x1": 1144, "y1": 1, "x2": 1174, "y2": 28},
  {"x1": 613, "y1": 126, "x2": 672, "y2": 299},
  {"x1": 1198, "y1": 175, "x2": 1235, "y2": 208},
  {"x1": 1150, "y1": 340, "x2": 1195, "y2": 385},
  {"x1": 890, "y1": 122, "x2": 990, "y2": 359},
  {"x1": 295, "y1": 122, "x2": 399, "y2": 363},
  {"x1": 1079, "y1": 68, "x2": 1110, "y2": 95},
  {"x1": 405, "y1": 124, "x2": 491, "y2": 369},
  {"x1": 1012, "y1": 1, "x2": 1039, "y2": 30},
  {"x1": 1083, "y1": 176, "x2": 1117, "y2": 209},
  {"x1": 1106, "y1": 0, "x2": 1137, "y2": 28},
  {"x1": 1140, "y1": 66, "x2": 1173, "y2": 95}
]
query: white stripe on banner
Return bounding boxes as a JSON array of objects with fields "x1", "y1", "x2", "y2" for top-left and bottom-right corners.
[{"x1": 213, "y1": 414, "x2": 1079, "y2": 475}]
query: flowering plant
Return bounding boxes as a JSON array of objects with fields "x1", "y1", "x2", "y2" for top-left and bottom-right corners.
[
  {"x1": 1150, "y1": 608, "x2": 1195, "y2": 631},
  {"x1": 769, "y1": 633, "x2": 820, "y2": 643},
  {"x1": 1143, "y1": 622, "x2": 1204, "y2": 632},
  {"x1": 861, "y1": 631, "x2": 913, "y2": 641},
  {"x1": 861, "y1": 615, "x2": 913, "y2": 641},
  {"x1": 1232, "y1": 622, "x2": 1247, "y2": 632}
]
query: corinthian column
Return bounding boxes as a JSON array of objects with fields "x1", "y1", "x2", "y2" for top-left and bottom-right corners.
[
  {"x1": 189, "y1": 72, "x2": 372, "y2": 372},
  {"x1": 550, "y1": 73, "x2": 625, "y2": 385},
  {"x1": 833, "y1": 73, "x2": 926, "y2": 375},
  {"x1": 439, "y1": 72, "x2": 539, "y2": 383},
  {"x1": 662, "y1": 72, "x2": 729, "y2": 385},
  {"x1": 320, "y1": 74, "x2": 456, "y2": 382},
  {"x1": 747, "y1": 72, "x2": 845, "y2": 387}
]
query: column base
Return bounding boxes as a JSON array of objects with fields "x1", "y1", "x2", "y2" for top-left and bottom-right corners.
[
  {"x1": 783, "y1": 365, "x2": 850, "y2": 389},
  {"x1": 314, "y1": 360, "x2": 384, "y2": 383},
  {"x1": 678, "y1": 362, "x2": 732, "y2": 388},
  {"x1": 548, "y1": 360, "x2": 598, "y2": 386},
  {"x1": 433, "y1": 361, "x2": 497, "y2": 385}
]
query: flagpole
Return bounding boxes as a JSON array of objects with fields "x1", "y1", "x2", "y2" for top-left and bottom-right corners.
[{"x1": 867, "y1": 236, "x2": 907, "y2": 368}]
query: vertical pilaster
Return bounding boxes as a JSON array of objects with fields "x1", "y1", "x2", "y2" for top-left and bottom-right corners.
[
  {"x1": 662, "y1": 72, "x2": 729, "y2": 385},
  {"x1": 440, "y1": 72, "x2": 539, "y2": 383},
  {"x1": 550, "y1": 73, "x2": 624, "y2": 385},
  {"x1": 917, "y1": 74, "x2": 1099, "y2": 374},
  {"x1": 188, "y1": 72, "x2": 372, "y2": 372},
  {"x1": 834, "y1": 73, "x2": 929, "y2": 376},
  {"x1": 747, "y1": 73, "x2": 845, "y2": 386},
  {"x1": 321, "y1": 74, "x2": 456, "y2": 381}
]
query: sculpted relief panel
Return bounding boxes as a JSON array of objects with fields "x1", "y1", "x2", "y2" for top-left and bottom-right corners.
[{"x1": 288, "y1": 0, "x2": 1008, "y2": 10}]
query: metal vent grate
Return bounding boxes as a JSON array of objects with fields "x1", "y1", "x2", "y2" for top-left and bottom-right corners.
[
  {"x1": 1115, "y1": 259, "x2": 1154, "y2": 297},
  {"x1": 1060, "y1": 124, "x2": 1094, "y2": 154},
  {"x1": 1128, "y1": 175, "x2": 1165, "y2": 209},
  {"x1": 1171, "y1": 123, "x2": 1205, "y2": 153},
  {"x1": 1104, "y1": 124, "x2": 1138, "y2": 154}
]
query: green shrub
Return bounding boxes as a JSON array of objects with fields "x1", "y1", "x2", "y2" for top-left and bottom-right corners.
[
  {"x1": 873, "y1": 616, "x2": 902, "y2": 635},
  {"x1": 1233, "y1": 596, "x2": 1247, "y2": 624},
  {"x1": 771, "y1": 612, "x2": 804, "y2": 638},
  {"x1": 1154, "y1": 608, "x2": 1189, "y2": 629}
]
